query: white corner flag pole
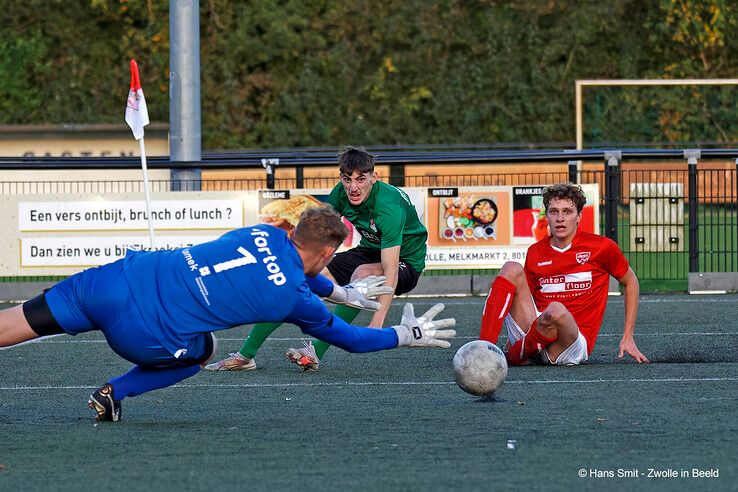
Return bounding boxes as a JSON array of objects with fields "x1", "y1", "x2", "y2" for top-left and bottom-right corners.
[
  {"x1": 138, "y1": 137, "x2": 156, "y2": 249},
  {"x1": 125, "y1": 59, "x2": 155, "y2": 250}
]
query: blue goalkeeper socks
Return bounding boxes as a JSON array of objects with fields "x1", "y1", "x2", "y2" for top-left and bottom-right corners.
[{"x1": 108, "y1": 363, "x2": 201, "y2": 400}]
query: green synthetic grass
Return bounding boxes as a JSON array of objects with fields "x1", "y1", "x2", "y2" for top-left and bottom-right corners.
[{"x1": 1, "y1": 296, "x2": 736, "y2": 491}]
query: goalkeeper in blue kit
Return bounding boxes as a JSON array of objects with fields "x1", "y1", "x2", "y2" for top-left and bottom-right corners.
[{"x1": 0, "y1": 208, "x2": 455, "y2": 422}]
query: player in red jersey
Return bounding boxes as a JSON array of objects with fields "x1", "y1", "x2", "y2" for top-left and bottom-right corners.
[{"x1": 479, "y1": 182, "x2": 648, "y2": 365}]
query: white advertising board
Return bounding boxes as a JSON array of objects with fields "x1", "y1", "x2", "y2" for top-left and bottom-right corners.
[
  {"x1": 20, "y1": 236, "x2": 220, "y2": 267},
  {"x1": 0, "y1": 191, "x2": 257, "y2": 276},
  {"x1": 1, "y1": 184, "x2": 599, "y2": 276},
  {"x1": 18, "y1": 199, "x2": 242, "y2": 231}
]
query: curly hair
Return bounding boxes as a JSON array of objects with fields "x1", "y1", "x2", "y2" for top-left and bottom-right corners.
[{"x1": 542, "y1": 182, "x2": 587, "y2": 213}]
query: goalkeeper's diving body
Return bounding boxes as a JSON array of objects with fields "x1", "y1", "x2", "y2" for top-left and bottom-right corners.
[
  {"x1": 205, "y1": 146, "x2": 428, "y2": 372},
  {"x1": 0, "y1": 208, "x2": 455, "y2": 422}
]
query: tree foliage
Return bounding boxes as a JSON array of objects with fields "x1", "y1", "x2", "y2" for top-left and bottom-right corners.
[{"x1": 1, "y1": 0, "x2": 737, "y2": 148}]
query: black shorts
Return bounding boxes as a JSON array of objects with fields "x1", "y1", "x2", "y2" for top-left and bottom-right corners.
[
  {"x1": 326, "y1": 247, "x2": 422, "y2": 295},
  {"x1": 22, "y1": 292, "x2": 65, "y2": 337}
]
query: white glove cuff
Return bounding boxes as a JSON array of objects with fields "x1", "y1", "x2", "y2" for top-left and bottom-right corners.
[
  {"x1": 328, "y1": 284, "x2": 348, "y2": 304},
  {"x1": 392, "y1": 325, "x2": 413, "y2": 347}
]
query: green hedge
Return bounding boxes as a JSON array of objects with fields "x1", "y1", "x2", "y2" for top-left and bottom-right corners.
[{"x1": 2, "y1": 1, "x2": 737, "y2": 148}]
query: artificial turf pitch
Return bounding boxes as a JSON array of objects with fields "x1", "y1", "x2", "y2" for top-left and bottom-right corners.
[{"x1": 0, "y1": 295, "x2": 736, "y2": 491}]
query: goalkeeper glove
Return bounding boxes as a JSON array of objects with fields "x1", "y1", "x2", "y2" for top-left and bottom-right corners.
[
  {"x1": 392, "y1": 303, "x2": 456, "y2": 348},
  {"x1": 326, "y1": 275, "x2": 394, "y2": 311}
]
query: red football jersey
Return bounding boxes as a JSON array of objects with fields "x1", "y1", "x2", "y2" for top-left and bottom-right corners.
[{"x1": 524, "y1": 231, "x2": 630, "y2": 354}]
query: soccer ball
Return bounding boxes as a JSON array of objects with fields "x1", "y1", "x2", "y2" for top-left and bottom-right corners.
[{"x1": 453, "y1": 340, "x2": 508, "y2": 396}]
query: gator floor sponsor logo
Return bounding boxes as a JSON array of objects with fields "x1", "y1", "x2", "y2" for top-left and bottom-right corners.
[{"x1": 540, "y1": 271, "x2": 592, "y2": 293}]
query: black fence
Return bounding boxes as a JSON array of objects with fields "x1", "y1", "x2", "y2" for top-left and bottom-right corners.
[{"x1": 1, "y1": 148, "x2": 736, "y2": 289}]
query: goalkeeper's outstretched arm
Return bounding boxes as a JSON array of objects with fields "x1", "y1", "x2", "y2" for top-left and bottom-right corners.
[
  {"x1": 306, "y1": 273, "x2": 393, "y2": 311},
  {"x1": 286, "y1": 292, "x2": 455, "y2": 353}
]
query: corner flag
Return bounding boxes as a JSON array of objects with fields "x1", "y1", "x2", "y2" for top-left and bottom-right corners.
[
  {"x1": 125, "y1": 59, "x2": 150, "y2": 140},
  {"x1": 125, "y1": 59, "x2": 155, "y2": 249}
]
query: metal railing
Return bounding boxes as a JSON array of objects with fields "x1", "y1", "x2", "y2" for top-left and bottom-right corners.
[{"x1": 1, "y1": 148, "x2": 736, "y2": 289}]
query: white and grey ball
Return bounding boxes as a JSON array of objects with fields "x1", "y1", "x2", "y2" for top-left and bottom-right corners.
[{"x1": 453, "y1": 340, "x2": 508, "y2": 396}]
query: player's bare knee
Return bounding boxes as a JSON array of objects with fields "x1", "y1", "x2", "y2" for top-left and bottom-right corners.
[
  {"x1": 544, "y1": 302, "x2": 568, "y2": 321},
  {"x1": 541, "y1": 302, "x2": 577, "y2": 337},
  {"x1": 533, "y1": 319, "x2": 558, "y2": 339},
  {"x1": 350, "y1": 263, "x2": 382, "y2": 281},
  {"x1": 537, "y1": 303, "x2": 567, "y2": 334},
  {"x1": 497, "y1": 261, "x2": 524, "y2": 284}
]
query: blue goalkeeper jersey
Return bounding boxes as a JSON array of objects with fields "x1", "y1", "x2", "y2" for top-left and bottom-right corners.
[{"x1": 121, "y1": 225, "x2": 398, "y2": 357}]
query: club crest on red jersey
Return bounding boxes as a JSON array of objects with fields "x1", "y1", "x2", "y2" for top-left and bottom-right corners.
[{"x1": 576, "y1": 252, "x2": 591, "y2": 264}]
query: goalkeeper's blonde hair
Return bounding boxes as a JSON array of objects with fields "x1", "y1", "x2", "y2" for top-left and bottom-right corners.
[{"x1": 293, "y1": 207, "x2": 348, "y2": 249}]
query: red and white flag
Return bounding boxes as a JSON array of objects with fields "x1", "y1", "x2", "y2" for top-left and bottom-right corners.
[{"x1": 125, "y1": 59, "x2": 150, "y2": 140}]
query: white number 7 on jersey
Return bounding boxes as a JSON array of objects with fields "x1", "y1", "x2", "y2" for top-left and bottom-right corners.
[{"x1": 199, "y1": 247, "x2": 257, "y2": 277}]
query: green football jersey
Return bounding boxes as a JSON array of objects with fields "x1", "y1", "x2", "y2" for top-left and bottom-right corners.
[{"x1": 329, "y1": 181, "x2": 427, "y2": 272}]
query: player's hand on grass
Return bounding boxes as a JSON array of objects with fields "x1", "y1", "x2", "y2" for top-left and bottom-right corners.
[
  {"x1": 392, "y1": 303, "x2": 457, "y2": 348},
  {"x1": 619, "y1": 336, "x2": 649, "y2": 363},
  {"x1": 327, "y1": 275, "x2": 394, "y2": 311}
]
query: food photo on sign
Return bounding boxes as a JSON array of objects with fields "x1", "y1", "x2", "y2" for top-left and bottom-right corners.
[
  {"x1": 426, "y1": 188, "x2": 511, "y2": 248},
  {"x1": 442, "y1": 196, "x2": 498, "y2": 241},
  {"x1": 257, "y1": 190, "x2": 360, "y2": 249}
]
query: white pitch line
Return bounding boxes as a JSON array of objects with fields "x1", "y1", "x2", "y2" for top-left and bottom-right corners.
[
  {"x1": 33, "y1": 331, "x2": 738, "y2": 345},
  {"x1": 596, "y1": 332, "x2": 738, "y2": 337},
  {"x1": 2, "y1": 297, "x2": 736, "y2": 309},
  {"x1": 1, "y1": 377, "x2": 736, "y2": 392},
  {"x1": 610, "y1": 298, "x2": 738, "y2": 304},
  {"x1": 455, "y1": 332, "x2": 738, "y2": 339},
  {"x1": 401, "y1": 297, "x2": 738, "y2": 304},
  {"x1": 504, "y1": 377, "x2": 738, "y2": 384}
]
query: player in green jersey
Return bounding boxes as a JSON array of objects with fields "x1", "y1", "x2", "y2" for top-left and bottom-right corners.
[{"x1": 204, "y1": 146, "x2": 428, "y2": 372}]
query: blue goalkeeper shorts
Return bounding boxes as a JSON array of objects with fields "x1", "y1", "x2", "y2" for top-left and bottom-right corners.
[{"x1": 42, "y1": 259, "x2": 212, "y2": 368}]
